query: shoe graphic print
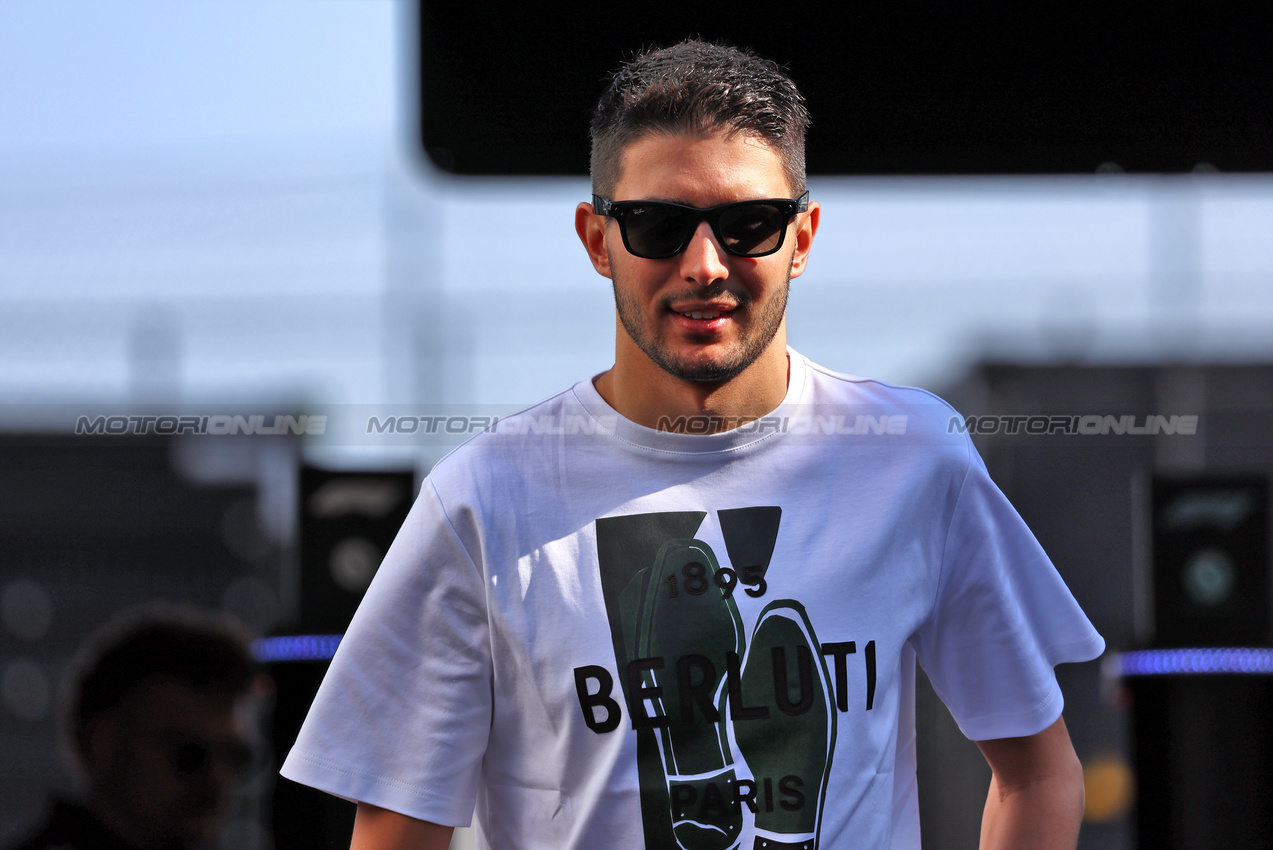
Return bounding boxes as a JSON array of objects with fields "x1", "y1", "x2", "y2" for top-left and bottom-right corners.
[
  {"x1": 733, "y1": 601, "x2": 836, "y2": 850},
  {"x1": 620, "y1": 538, "x2": 746, "y2": 850}
]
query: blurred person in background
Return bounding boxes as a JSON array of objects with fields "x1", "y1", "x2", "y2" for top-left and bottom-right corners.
[{"x1": 7, "y1": 605, "x2": 256, "y2": 850}]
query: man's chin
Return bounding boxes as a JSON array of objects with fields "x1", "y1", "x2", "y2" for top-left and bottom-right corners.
[
  {"x1": 676, "y1": 364, "x2": 746, "y2": 384},
  {"x1": 657, "y1": 351, "x2": 749, "y2": 384},
  {"x1": 656, "y1": 335, "x2": 779, "y2": 384}
]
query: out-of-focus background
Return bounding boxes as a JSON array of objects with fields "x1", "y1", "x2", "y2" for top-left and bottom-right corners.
[{"x1": 1, "y1": 2, "x2": 1270, "y2": 849}]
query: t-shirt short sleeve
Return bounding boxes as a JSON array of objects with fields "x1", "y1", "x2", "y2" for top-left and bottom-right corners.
[
  {"x1": 912, "y1": 444, "x2": 1105, "y2": 741},
  {"x1": 280, "y1": 481, "x2": 492, "y2": 826}
]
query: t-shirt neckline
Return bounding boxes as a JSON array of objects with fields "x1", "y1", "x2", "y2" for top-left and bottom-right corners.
[{"x1": 569, "y1": 347, "x2": 811, "y2": 455}]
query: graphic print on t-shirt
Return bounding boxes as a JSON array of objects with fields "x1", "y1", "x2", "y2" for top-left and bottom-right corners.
[{"x1": 589, "y1": 508, "x2": 848, "y2": 850}]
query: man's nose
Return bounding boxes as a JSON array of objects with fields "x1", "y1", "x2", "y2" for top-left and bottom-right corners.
[{"x1": 679, "y1": 221, "x2": 729, "y2": 286}]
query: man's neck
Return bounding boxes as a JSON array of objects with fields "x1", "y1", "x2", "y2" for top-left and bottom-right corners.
[{"x1": 594, "y1": 333, "x2": 790, "y2": 433}]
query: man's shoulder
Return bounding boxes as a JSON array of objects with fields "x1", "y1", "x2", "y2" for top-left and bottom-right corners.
[
  {"x1": 801, "y1": 356, "x2": 955, "y2": 407},
  {"x1": 798, "y1": 355, "x2": 969, "y2": 437},
  {"x1": 427, "y1": 378, "x2": 607, "y2": 479}
]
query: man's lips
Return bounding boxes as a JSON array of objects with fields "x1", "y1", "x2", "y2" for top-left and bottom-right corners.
[
  {"x1": 669, "y1": 302, "x2": 737, "y2": 320},
  {"x1": 668, "y1": 303, "x2": 737, "y2": 333}
]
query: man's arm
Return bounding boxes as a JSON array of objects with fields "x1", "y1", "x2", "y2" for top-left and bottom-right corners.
[
  {"x1": 350, "y1": 802, "x2": 454, "y2": 850},
  {"x1": 975, "y1": 716, "x2": 1085, "y2": 850}
]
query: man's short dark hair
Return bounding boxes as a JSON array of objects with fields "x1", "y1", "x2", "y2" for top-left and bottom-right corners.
[
  {"x1": 65, "y1": 605, "x2": 255, "y2": 761},
  {"x1": 589, "y1": 39, "x2": 810, "y2": 198}
]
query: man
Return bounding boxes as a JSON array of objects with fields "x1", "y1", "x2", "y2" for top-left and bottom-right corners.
[
  {"x1": 9, "y1": 606, "x2": 256, "y2": 850},
  {"x1": 282, "y1": 40, "x2": 1103, "y2": 849}
]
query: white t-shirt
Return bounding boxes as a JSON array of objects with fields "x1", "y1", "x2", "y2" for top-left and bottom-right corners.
[{"x1": 281, "y1": 350, "x2": 1104, "y2": 850}]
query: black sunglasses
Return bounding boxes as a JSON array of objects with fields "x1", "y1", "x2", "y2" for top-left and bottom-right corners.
[{"x1": 592, "y1": 191, "x2": 809, "y2": 260}]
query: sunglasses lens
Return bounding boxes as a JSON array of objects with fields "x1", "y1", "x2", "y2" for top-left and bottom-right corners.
[
  {"x1": 622, "y1": 205, "x2": 693, "y2": 258},
  {"x1": 717, "y1": 203, "x2": 787, "y2": 256},
  {"x1": 612, "y1": 199, "x2": 796, "y2": 258}
]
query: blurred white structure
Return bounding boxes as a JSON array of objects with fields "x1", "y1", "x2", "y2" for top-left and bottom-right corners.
[{"x1": 7, "y1": 144, "x2": 1273, "y2": 409}]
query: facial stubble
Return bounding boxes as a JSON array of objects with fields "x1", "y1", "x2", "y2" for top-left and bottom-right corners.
[{"x1": 610, "y1": 255, "x2": 792, "y2": 384}]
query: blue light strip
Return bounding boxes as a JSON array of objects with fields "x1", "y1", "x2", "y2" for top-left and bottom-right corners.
[
  {"x1": 252, "y1": 634, "x2": 343, "y2": 663},
  {"x1": 1116, "y1": 647, "x2": 1273, "y2": 677}
]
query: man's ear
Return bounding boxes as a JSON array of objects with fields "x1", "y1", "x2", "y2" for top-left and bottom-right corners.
[
  {"x1": 788, "y1": 200, "x2": 820, "y2": 279},
  {"x1": 576, "y1": 202, "x2": 613, "y2": 278}
]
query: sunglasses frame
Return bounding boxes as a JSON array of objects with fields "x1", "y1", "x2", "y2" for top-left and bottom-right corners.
[{"x1": 592, "y1": 191, "x2": 810, "y2": 260}]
